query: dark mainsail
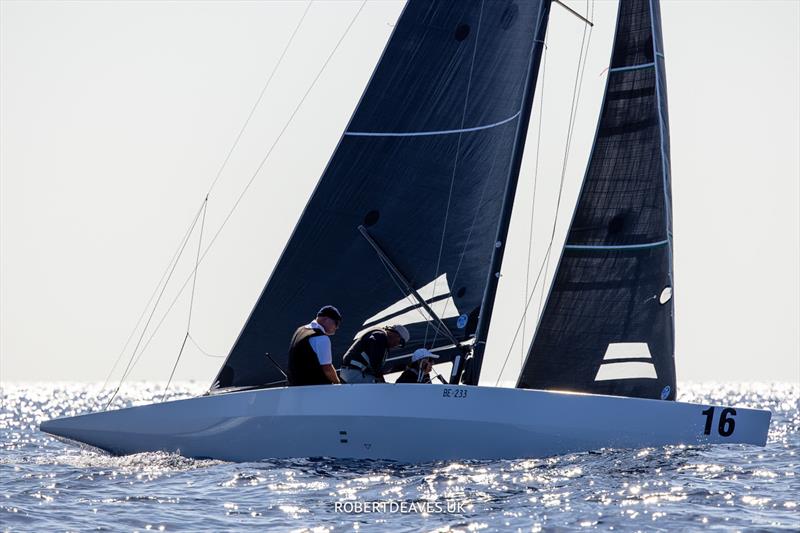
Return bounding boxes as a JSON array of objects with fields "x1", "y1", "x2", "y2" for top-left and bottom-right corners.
[
  {"x1": 517, "y1": 0, "x2": 676, "y2": 400},
  {"x1": 214, "y1": 0, "x2": 552, "y2": 389}
]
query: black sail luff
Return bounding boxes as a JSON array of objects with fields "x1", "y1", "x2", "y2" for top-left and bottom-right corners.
[
  {"x1": 517, "y1": 0, "x2": 676, "y2": 400},
  {"x1": 214, "y1": 0, "x2": 552, "y2": 389},
  {"x1": 466, "y1": 0, "x2": 551, "y2": 385}
]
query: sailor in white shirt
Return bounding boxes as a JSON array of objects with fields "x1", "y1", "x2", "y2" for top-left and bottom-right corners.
[{"x1": 287, "y1": 305, "x2": 342, "y2": 386}]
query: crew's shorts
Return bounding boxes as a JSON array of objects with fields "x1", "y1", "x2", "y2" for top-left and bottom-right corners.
[{"x1": 340, "y1": 367, "x2": 380, "y2": 384}]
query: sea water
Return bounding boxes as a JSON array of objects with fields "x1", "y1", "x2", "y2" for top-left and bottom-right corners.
[{"x1": 1, "y1": 382, "x2": 797, "y2": 531}]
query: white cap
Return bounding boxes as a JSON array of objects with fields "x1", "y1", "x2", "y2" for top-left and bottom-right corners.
[
  {"x1": 387, "y1": 324, "x2": 410, "y2": 345},
  {"x1": 411, "y1": 348, "x2": 438, "y2": 362}
]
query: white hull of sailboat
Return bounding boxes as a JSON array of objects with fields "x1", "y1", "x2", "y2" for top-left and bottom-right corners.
[{"x1": 40, "y1": 385, "x2": 770, "y2": 463}]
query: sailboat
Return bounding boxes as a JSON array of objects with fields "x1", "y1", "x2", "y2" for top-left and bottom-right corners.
[{"x1": 41, "y1": 0, "x2": 770, "y2": 463}]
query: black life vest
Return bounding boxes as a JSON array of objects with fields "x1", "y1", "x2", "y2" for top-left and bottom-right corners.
[
  {"x1": 341, "y1": 329, "x2": 388, "y2": 377},
  {"x1": 287, "y1": 326, "x2": 329, "y2": 386}
]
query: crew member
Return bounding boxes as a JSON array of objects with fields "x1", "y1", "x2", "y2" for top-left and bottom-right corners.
[
  {"x1": 340, "y1": 324, "x2": 410, "y2": 383},
  {"x1": 396, "y1": 348, "x2": 439, "y2": 384},
  {"x1": 287, "y1": 305, "x2": 342, "y2": 386}
]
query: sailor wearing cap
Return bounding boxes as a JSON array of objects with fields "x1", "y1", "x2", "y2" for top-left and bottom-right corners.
[
  {"x1": 396, "y1": 348, "x2": 439, "y2": 384},
  {"x1": 287, "y1": 305, "x2": 342, "y2": 386},
  {"x1": 340, "y1": 324, "x2": 410, "y2": 384}
]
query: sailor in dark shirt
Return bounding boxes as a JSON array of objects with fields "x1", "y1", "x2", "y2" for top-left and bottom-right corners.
[
  {"x1": 340, "y1": 324, "x2": 410, "y2": 383},
  {"x1": 287, "y1": 305, "x2": 342, "y2": 386},
  {"x1": 396, "y1": 348, "x2": 439, "y2": 384}
]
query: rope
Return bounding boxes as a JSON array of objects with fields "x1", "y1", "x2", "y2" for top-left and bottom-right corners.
[
  {"x1": 162, "y1": 196, "x2": 208, "y2": 401},
  {"x1": 112, "y1": 1, "x2": 368, "y2": 385},
  {"x1": 425, "y1": 1, "x2": 486, "y2": 348},
  {"x1": 187, "y1": 333, "x2": 225, "y2": 358}
]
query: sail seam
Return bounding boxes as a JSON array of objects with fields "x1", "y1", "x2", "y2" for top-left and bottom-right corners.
[
  {"x1": 609, "y1": 61, "x2": 654, "y2": 72},
  {"x1": 564, "y1": 239, "x2": 669, "y2": 250},
  {"x1": 344, "y1": 110, "x2": 521, "y2": 137}
]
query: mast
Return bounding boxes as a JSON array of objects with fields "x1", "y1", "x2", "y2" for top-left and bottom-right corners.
[{"x1": 464, "y1": 0, "x2": 552, "y2": 385}]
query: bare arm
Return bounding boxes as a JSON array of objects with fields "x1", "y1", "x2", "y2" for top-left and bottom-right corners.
[
  {"x1": 308, "y1": 336, "x2": 339, "y2": 383},
  {"x1": 322, "y1": 364, "x2": 341, "y2": 384}
]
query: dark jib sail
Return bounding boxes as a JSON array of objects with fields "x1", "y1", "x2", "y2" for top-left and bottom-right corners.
[
  {"x1": 214, "y1": 1, "x2": 551, "y2": 389},
  {"x1": 517, "y1": 0, "x2": 676, "y2": 400}
]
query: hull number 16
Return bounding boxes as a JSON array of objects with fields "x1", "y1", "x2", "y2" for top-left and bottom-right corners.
[{"x1": 701, "y1": 406, "x2": 736, "y2": 437}]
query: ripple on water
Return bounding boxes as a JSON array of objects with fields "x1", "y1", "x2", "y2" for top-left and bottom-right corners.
[{"x1": 1, "y1": 382, "x2": 797, "y2": 531}]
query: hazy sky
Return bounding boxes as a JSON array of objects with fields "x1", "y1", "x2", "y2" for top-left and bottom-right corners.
[{"x1": 1, "y1": 0, "x2": 798, "y2": 387}]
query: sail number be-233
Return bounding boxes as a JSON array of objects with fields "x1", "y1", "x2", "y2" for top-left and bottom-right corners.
[{"x1": 701, "y1": 406, "x2": 736, "y2": 437}]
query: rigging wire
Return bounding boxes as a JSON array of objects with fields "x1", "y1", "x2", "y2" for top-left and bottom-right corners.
[
  {"x1": 424, "y1": 0, "x2": 486, "y2": 348},
  {"x1": 522, "y1": 38, "x2": 549, "y2": 365},
  {"x1": 99, "y1": 197, "x2": 207, "y2": 396},
  {"x1": 100, "y1": 2, "x2": 313, "y2": 403},
  {"x1": 495, "y1": 239, "x2": 555, "y2": 384},
  {"x1": 104, "y1": 200, "x2": 207, "y2": 409},
  {"x1": 114, "y1": 0, "x2": 369, "y2": 385},
  {"x1": 496, "y1": 0, "x2": 595, "y2": 386},
  {"x1": 193, "y1": 0, "x2": 370, "y2": 283},
  {"x1": 538, "y1": 0, "x2": 594, "y2": 320},
  {"x1": 205, "y1": 1, "x2": 314, "y2": 196},
  {"x1": 162, "y1": 196, "x2": 209, "y2": 401}
]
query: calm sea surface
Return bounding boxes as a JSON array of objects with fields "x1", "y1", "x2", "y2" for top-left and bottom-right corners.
[{"x1": 1, "y1": 382, "x2": 797, "y2": 532}]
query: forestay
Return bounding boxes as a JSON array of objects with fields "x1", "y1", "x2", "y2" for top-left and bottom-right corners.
[
  {"x1": 518, "y1": 0, "x2": 676, "y2": 400},
  {"x1": 214, "y1": 0, "x2": 551, "y2": 389}
]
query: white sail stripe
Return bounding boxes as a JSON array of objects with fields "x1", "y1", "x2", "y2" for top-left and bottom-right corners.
[
  {"x1": 361, "y1": 274, "x2": 452, "y2": 325},
  {"x1": 656, "y1": 51, "x2": 665, "y2": 58},
  {"x1": 355, "y1": 273, "x2": 460, "y2": 342},
  {"x1": 564, "y1": 239, "x2": 669, "y2": 250},
  {"x1": 604, "y1": 342, "x2": 652, "y2": 360},
  {"x1": 344, "y1": 110, "x2": 521, "y2": 137},
  {"x1": 609, "y1": 61, "x2": 655, "y2": 73},
  {"x1": 595, "y1": 361, "x2": 658, "y2": 381},
  {"x1": 354, "y1": 300, "x2": 461, "y2": 341}
]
